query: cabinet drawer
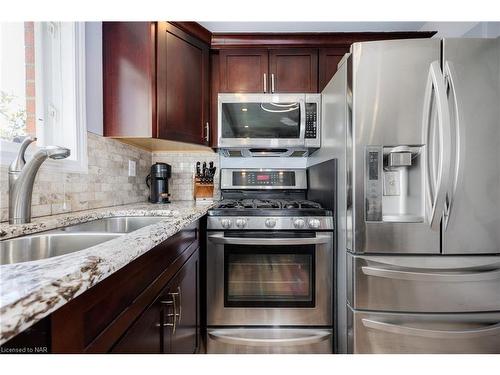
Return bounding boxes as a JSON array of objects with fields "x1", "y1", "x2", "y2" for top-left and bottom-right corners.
[
  {"x1": 348, "y1": 253, "x2": 500, "y2": 312},
  {"x1": 349, "y1": 308, "x2": 500, "y2": 354},
  {"x1": 207, "y1": 328, "x2": 332, "y2": 354}
]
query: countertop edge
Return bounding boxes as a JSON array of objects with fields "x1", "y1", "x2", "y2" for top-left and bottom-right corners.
[{"x1": 0, "y1": 201, "x2": 212, "y2": 345}]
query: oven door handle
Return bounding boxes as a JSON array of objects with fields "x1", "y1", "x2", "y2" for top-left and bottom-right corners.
[
  {"x1": 207, "y1": 233, "x2": 331, "y2": 245},
  {"x1": 208, "y1": 329, "x2": 331, "y2": 347}
]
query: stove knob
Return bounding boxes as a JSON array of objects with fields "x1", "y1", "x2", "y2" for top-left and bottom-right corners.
[
  {"x1": 265, "y1": 218, "x2": 277, "y2": 228},
  {"x1": 235, "y1": 218, "x2": 247, "y2": 229},
  {"x1": 293, "y1": 218, "x2": 306, "y2": 229},
  {"x1": 220, "y1": 218, "x2": 233, "y2": 229},
  {"x1": 308, "y1": 218, "x2": 321, "y2": 229}
]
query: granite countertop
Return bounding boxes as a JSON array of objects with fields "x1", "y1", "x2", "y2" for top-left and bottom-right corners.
[{"x1": 0, "y1": 201, "x2": 214, "y2": 345}]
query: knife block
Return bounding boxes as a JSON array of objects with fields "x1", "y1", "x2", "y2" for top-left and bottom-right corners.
[{"x1": 193, "y1": 176, "x2": 214, "y2": 201}]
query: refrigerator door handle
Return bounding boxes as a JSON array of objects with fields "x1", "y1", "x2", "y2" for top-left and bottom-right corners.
[
  {"x1": 442, "y1": 61, "x2": 462, "y2": 230},
  {"x1": 361, "y1": 319, "x2": 500, "y2": 339},
  {"x1": 422, "y1": 61, "x2": 452, "y2": 231},
  {"x1": 361, "y1": 265, "x2": 500, "y2": 282}
]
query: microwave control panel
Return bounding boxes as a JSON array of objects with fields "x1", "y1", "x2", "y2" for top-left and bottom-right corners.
[{"x1": 305, "y1": 103, "x2": 318, "y2": 139}]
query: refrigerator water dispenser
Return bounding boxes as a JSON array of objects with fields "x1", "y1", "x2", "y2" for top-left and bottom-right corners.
[{"x1": 365, "y1": 145, "x2": 424, "y2": 223}]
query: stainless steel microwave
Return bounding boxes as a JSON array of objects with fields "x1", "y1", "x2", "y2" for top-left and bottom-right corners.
[{"x1": 217, "y1": 93, "x2": 321, "y2": 153}]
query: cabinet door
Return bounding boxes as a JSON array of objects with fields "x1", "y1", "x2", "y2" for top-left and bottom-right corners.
[
  {"x1": 219, "y1": 49, "x2": 269, "y2": 93},
  {"x1": 103, "y1": 22, "x2": 156, "y2": 137},
  {"x1": 157, "y1": 23, "x2": 209, "y2": 145},
  {"x1": 209, "y1": 52, "x2": 219, "y2": 147},
  {"x1": 319, "y1": 47, "x2": 349, "y2": 91},
  {"x1": 269, "y1": 49, "x2": 318, "y2": 93},
  {"x1": 110, "y1": 300, "x2": 162, "y2": 353},
  {"x1": 163, "y1": 249, "x2": 200, "y2": 354}
]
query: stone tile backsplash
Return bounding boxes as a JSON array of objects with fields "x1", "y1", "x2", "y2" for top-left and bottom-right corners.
[
  {"x1": 0, "y1": 132, "x2": 151, "y2": 222},
  {"x1": 152, "y1": 151, "x2": 220, "y2": 201}
]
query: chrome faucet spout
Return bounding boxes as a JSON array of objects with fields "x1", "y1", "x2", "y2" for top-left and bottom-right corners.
[
  {"x1": 8, "y1": 136, "x2": 37, "y2": 178},
  {"x1": 8, "y1": 142, "x2": 70, "y2": 224}
]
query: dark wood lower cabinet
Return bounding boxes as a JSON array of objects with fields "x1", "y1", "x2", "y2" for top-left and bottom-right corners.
[
  {"x1": 110, "y1": 297, "x2": 163, "y2": 354},
  {"x1": 0, "y1": 220, "x2": 202, "y2": 354},
  {"x1": 111, "y1": 248, "x2": 199, "y2": 354},
  {"x1": 162, "y1": 249, "x2": 199, "y2": 354}
]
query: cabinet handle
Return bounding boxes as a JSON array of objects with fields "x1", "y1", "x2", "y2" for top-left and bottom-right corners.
[
  {"x1": 177, "y1": 287, "x2": 182, "y2": 325},
  {"x1": 161, "y1": 292, "x2": 179, "y2": 334},
  {"x1": 205, "y1": 122, "x2": 210, "y2": 143},
  {"x1": 271, "y1": 73, "x2": 275, "y2": 93},
  {"x1": 160, "y1": 299, "x2": 175, "y2": 331},
  {"x1": 263, "y1": 73, "x2": 267, "y2": 93}
]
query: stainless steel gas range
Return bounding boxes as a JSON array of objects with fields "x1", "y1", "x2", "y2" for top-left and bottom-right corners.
[{"x1": 206, "y1": 168, "x2": 334, "y2": 354}]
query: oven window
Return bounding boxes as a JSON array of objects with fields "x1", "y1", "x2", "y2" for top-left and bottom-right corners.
[
  {"x1": 221, "y1": 102, "x2": 301, "y2": 138},
  {"x1": 224, "y1": 245, "x2": 315, "y2": 308}
]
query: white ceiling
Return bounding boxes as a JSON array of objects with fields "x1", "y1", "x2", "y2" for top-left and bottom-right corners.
[{"x1": 198, "y1": 22, "x2": 428, "y2": 33}]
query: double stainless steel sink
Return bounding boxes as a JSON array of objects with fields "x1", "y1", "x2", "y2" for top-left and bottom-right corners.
[{"x1": 0, "y1": 216, "x2": 166, "y2": 266}]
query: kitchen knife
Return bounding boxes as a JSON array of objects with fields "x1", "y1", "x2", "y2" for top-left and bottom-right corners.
[
  {"x1": 210, "y1": 167, "x2": 216, "y2": 183},
  {"x1": 196, "y1": 161, "x2": 201, "y2": 178},
  {"x1": 202, "y1": 162, "x2": 207, "y2": 182}
]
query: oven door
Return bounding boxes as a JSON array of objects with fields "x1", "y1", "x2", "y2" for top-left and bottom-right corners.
[
  {"x1": 217, "y1": 93, "x2": 306, "y2": 148},
  {"x1": 207, "y1": 231, "x2": 333, "y2": 326}
]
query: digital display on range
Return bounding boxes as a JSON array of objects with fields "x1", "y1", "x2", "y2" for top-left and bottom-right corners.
[{"x1": 232, "y1": 171, "x2": 296, "y2": 186}]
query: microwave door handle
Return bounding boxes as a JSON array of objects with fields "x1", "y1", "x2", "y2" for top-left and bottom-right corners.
[
  {"x1": 423, "y1": 61, "x2": 452, "y2": 231},
  {"x1": 299, "y1": 100, "x2": 306, "y2": 142},
  {"x1": 207, "y1": 233, "x2": 331, "y2": 245}
]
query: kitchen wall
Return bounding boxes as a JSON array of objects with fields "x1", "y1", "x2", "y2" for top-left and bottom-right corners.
[
  {"x1": 0, "y1": 132, "x2": 151, "y2": 222},
  {"x1": 152, "y1": 151, "x2": 220, "y2": 201},
  {"x1": 419, "y1": 22, "x2": 500, "y2": 38}
]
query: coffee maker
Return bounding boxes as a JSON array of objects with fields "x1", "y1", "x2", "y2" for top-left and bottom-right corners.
[{"x1": 146, "y1": 163, "x2": 171, "y2": 203}]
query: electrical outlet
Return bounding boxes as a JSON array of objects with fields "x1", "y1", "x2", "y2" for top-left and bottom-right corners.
[{"x1": 128, "y1": 160, "x2": 136, "y2": 177}]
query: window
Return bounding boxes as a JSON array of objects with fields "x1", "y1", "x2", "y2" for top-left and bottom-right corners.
[{"x1": 0, "y1": 22, "x2": 87, "y2": 172}]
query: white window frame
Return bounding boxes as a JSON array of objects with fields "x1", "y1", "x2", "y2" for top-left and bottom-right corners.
[{"x1": 0, "y1": 22, "x2": 87, "y2": 173}]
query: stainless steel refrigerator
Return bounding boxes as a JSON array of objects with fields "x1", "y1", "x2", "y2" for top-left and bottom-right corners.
[{"x1": 316, "y1": 37, "x2": 500, "y2": 353}]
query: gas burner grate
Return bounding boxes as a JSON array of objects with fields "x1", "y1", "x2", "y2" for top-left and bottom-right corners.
[{"x1": 215, "y1": 199, "x2": 323, "y2": 210}]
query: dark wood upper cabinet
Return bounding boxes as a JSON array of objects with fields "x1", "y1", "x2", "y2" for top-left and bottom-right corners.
[
  {"x1": 269, "y1": 49, "x2": 318, "y2": 93},
  {"x1": 157, "y1": 23, "x2": 209, "y2": 144},
  {"x1": 319, "y1": 47, "x2": 350, "y2": 91},
  {"x1": 209, "y1": 52, "x2": 219, "y2": 148},
  {"x1": 219, "y1": 49, "x2": 269, "y2": 93},
  {"x1": 103, "y1": 22, "x2": 210, "y2": 146},
  {"x1": 103, "y1": 22, "x2": 156, "y2": 138},
  {"x1": 219, "y1": 48, "x2": 318, "y2": 94}
]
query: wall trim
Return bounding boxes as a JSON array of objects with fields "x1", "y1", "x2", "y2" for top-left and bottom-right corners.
[{"x1": 210, "y1": 31, "x2": 437, "y2": 49}]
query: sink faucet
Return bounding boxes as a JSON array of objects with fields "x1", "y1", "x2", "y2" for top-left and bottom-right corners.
[{"x1": 8, "y1": 136, "x2": 70, "y2": 224}]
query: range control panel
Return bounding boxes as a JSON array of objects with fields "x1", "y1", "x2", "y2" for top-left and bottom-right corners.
[
  {"x1": 221, "y1": 169, "x2": 308, "y2": 190},
  {"x1": 232, "y1": 171, "x2": 296, "y2": 186},
  {"x1": 305, "y1": 103, "x2": 318, "y2": 139}
]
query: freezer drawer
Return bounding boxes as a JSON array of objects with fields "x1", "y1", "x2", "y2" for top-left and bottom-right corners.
[
  {"x1": 206, "y1": 328, "x2": 333, "y2": 354},
  {"x1": 348, "y1": 308, "x2": 500, "y2": 354},
  {"x1": 348, "y1": 253, "x2": 500, "y2": 312}
]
